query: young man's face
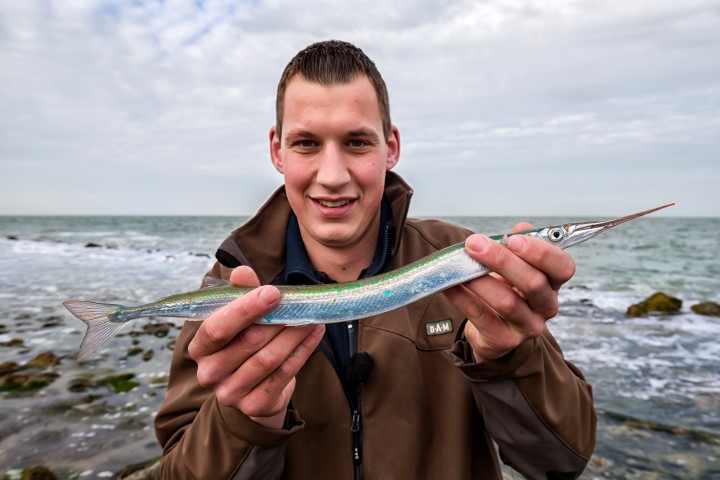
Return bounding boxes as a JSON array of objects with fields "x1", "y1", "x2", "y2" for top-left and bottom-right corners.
[{"x1": 270, "y1": 75, "x2": 400, "y2": 252}]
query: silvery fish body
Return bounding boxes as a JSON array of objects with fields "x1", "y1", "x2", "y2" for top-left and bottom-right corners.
[{"x1": 63, "y1": 203, "x2": 674, "y2": 360}]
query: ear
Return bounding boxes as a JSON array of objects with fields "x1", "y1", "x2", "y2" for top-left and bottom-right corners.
[
  {"x1": 385, "y1": 125, "x2": 400, "y2": 170},
  {"x1": 269, "y1": 126, "x2": 284, "y2": 173}
]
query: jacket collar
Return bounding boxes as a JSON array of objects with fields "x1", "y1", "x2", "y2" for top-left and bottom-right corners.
[{"x1": 215, "y1": 171, "x2": 414, "y2": 285}]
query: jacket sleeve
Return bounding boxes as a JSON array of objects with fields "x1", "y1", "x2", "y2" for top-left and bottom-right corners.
[
  {"x1": 153, "y1": 266, "x2": 305, "y2": 479},
  {"x1": 451, "y1": 326, "x2": 597, "y2": 480}
]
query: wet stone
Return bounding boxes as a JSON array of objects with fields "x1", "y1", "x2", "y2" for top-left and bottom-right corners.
[
  {"x1": 142, "y1": 323, "x2": 172, "y2": 338},
  {"x1": 40, "y1": 316, "x2": 64, "y2": 328},
  {"x1": 127, "y1": 347, "x2": 144, "y2": 357},
  {"x1": 68, "y1": 377, "x2": 94, "y2": 393},
  {"x1": 99, "y1": 373, "x2": 140, "y2": 393},
  {"x1": 0, "y1": 338, "x2": 24, "y2": 347},
  {"x1": 0, "y1": 361, "x2": 22, "y2": 375},
  {"x1": 627, "y1": 292, "x2": 682, "y2": 317},
  {"x1": 142, "y1": 349, "x2": 155, "y2": 362},
  {"x1": 27, "y1": 351, "x2": 61, "y2": 369},
  {"x1": 118, "y1": 458, "x2": 161, "y2": 480},
  {"x1": 0, "y1": 371, "x2": 60, "y2": 393},
  {"x1": 691, "y1": 301, "x2": 720, "y2": 317},
  {"x1": 20, "y1": 465, "x2": 59, "y2": 480}
]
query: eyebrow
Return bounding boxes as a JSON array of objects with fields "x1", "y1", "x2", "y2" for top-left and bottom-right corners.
[
  {"x1": 284, "y1": 129, "x2": 317, "y2": 140},
  {"x1": 284, "y1": 128, "x2": 381, "y2": 143},
  {"x1": 347, "y1": 128, "x2": 380, "y2": 142}
]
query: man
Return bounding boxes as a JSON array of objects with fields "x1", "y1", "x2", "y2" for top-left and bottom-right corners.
[{"x1": 155, "y1": 40, "x2": 596, "y2": 479}]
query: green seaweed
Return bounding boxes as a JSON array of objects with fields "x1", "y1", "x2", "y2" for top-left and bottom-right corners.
[{"x1": 98, "y1": 373, "x2": 140, "y2": 393}]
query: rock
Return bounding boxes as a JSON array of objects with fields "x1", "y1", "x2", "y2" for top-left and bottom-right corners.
[
  {"x1": 142, "y1": 349, "x2": 155, "y2": 362},
  {"x1": 7, "y1": 235, "x2": 19, "y2": 240},
  {"x1": 127, "y1": 347, "x2": 144, "y2": 357},
  {"x1": 118, "y1": 458, "x2": 161, "y2": 480},
  {"x1": 68, "y1": 377, "x2": 94, "y2": 393},
  {"x1": 691, "y1": 301, "x2": 720, "y2": 317},
  {"x1": 1, "y1": 338, "x2": 24, "y2": 347},
  {"x1": 98, "y1": 373, "x2": 140, "y2": 393},
  {"x1": 40, "y1": 316, "x2": 64, "y2": 329},
  {"x1": 20, "y1": 465, "x2": 59, "y2": 480},
  {"x1": 85, "y1": 242, "x2": 102, "y2": 248},
  {"x1": 627, "y1": 292, "x2": 682, "y2": 317},
  {"x1": 143, "y1": 323, "x2": 172, "y2": 338},
  {"x1": 27, "y1": 351, "x2": 61, "y2": 369},
  {"x1": 0, "y1": 361, "x2": 22, "y2": 375},
  {"x1": 0, "y1": 371, "x2": 60, "y2": 392}
]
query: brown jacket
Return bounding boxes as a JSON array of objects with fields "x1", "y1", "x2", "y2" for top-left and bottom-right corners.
[{"x1": 154, "y1": 172, "x2": 596, "y2": 480}]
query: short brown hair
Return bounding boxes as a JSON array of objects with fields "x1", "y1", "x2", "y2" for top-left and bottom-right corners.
[{"x1": 275, "y1": 40, "x2": 391, "y2": 140}]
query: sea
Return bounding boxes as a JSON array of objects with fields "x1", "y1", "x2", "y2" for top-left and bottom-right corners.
[{"x1": 0, "y1": 214, "x2": 718, "y2": 479}]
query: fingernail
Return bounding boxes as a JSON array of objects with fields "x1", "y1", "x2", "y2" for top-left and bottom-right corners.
[
  {"x1": 507, "y1": 235, "x2": 526, "y2": 253},
  {"x1": 258, "y1": 286, "x2": 280, "y2": 306},
  {"x1": 467, "y1": 235, "x2": 489, "y2": 253},
  {"x1": 313, "y1": 325, "x2": 325, "y2": 336}
]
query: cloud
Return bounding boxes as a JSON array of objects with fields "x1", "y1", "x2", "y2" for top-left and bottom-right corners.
[{"x1": 0, "y1": 0, "x2": 718, "y2": 215}]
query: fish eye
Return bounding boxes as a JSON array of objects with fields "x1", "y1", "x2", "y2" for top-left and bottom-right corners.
[{"x1": 547, "y1": 227, "x2": 565, "y2": 242}]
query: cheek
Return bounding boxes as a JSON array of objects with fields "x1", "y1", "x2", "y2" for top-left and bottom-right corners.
[{"x1": 283, "y1": 161, "x2": 313, "y2": 189}]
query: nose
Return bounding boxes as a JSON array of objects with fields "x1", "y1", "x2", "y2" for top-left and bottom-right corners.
[{"x1": 315, "y1": 142, "x2": 350, "y2": 189}]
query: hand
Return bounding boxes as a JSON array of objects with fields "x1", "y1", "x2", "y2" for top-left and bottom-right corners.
[
  {"x1": 188, "y1": 266, "x2": 325, "y2": 429},
  {"x1": 444, "y1": 223, "x2": 576, "y2": 363}
]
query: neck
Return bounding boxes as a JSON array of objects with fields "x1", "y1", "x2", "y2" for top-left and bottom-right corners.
[{"x1": 301, "y1": 223, "x2": 380, "y2": 283}]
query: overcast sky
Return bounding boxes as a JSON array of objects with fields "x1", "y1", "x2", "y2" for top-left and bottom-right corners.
[{"x1": 1, "y1": 0, "x2": 718, "y2": 217}]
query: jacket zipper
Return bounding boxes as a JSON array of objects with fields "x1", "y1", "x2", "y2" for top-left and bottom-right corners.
[
  {"x1": 318, "y1": 326, "x2": 363, "y2": 480},
  {"x1": 347, "y1": 321, "x2": 363, "y2": 480}
]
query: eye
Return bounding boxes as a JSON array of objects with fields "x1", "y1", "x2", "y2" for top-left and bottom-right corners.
[{"x1": 547, "y1": 227, "x2": 565, "y2": 242}]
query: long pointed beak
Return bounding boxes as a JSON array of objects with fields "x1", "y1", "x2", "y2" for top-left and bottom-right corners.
[{"x1": 564, "y1": 202, "x2": 675, "y2": 248}]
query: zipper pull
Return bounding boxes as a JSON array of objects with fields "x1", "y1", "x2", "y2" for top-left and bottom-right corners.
[
  {"x1": 351, "y1": 409, "x2": 360, "y2": 432},
  {"x1": 351, "y1": 409, "x2": 362, "y2": 465}
]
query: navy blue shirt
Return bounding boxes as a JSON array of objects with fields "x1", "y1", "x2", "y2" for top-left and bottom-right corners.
[{"x1": 282, "y1": 197, "x2": 395, "y2": 387}]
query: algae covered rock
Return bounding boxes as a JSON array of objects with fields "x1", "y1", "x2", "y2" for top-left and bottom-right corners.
[
  {"x1": 99, "y1": 373, "x2": 140, "y2": 393},
  {"x1": 627, "y1": 292, "x2": 682, "y2": 317},
  {"x1": 20, "y1": 465, "x2": 59, "y2": 480},
  {"x1": 691, "y1": 301, "x2": 720, "y2": 317},
  {"x1": 26, "y1": 351, "x2": 61, "y2": 369}
]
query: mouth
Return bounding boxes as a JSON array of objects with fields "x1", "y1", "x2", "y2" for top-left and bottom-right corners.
[{"x1": 317, "y1": 198, "x2": 353, "y2": 208}]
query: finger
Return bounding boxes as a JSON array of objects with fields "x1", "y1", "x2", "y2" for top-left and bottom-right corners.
[
  {"x1": 219, "y1": 324, "x2": 325, "y2": 415},
  {"x1": 466, "y1": 234, "x2": 558, "y2": 320},
  {"x1": 509, "y1": 221, "x2": 534, "y2": 233},
  {"x1": 448, "y1": 275, "x2": 541, "y2": 337},
  {"x1": 444, "y1": 285, "x2": 525, "y2": 358},
  {"x1": 195, "y1": 323, "x2": 284, "y2": 388},
  {"x1": 229, "y1": 265, "x2": 261, "y2": 287},
  {"x1": 505, "y1": 235, "x2": 576, "y2": 291},
  {"x1": 189, "y1": 285, "x2": 281, "y2": 359}
]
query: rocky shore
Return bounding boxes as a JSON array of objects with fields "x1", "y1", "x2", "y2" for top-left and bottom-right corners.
[
  {"x1": 2, "y1": 292, "x2": 719, "y2": 479},
  {"x1": 0, "y1": 305, "x2": 180, "y2": 480}
]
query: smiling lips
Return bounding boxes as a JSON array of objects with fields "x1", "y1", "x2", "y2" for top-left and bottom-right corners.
[{"x1": 317, "y1": 198, "x2": 353, "y2": 208}]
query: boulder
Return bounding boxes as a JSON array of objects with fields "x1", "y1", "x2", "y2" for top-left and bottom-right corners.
[
  {"x1": 691, "y1": 301, "x2": 720, "y2": 317},
  {"x1": 627, "y1": 292, "x2": 682, "y2": 317},
  {"x1": 20, "y1": 466, "x2": 59, "y2": 480},
  {"x1": 27, "y1": 351, "x2": 61, "y2": 369}
]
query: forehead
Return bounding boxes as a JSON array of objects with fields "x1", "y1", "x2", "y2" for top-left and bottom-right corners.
[{"x1": 282, "y1": 75, "x2": 383, "y2": 130}]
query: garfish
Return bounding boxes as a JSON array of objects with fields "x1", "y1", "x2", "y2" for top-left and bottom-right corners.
[{"x1": 64, "y1": 203, "x2": 674, "y2": 360}]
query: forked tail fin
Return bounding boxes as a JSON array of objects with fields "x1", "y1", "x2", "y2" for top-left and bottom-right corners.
[{"x1": 63, "y1": 301, "x2": 126, "y2": 361}]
